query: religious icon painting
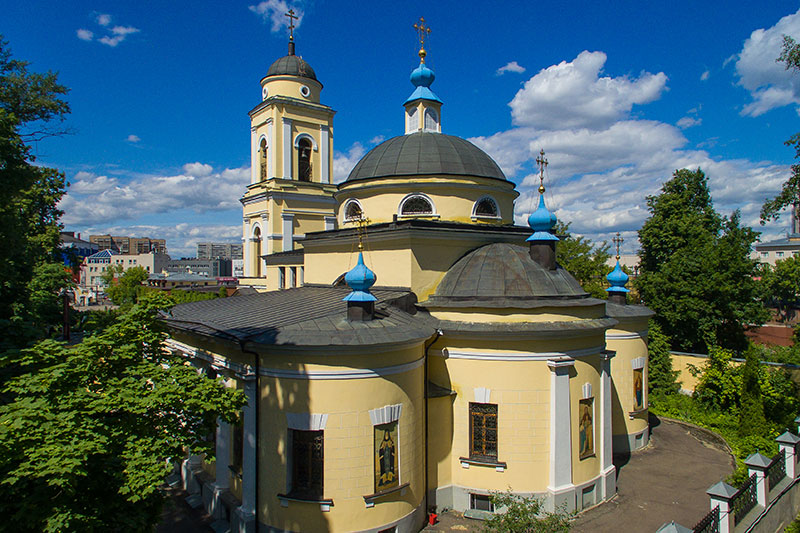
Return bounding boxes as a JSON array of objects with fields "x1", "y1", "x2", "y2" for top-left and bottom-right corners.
[
  {"x1": 633, "y1": 368, "x2": 644, "y2": 410},
  {"x1": 374, "y1": 421, "x2": 399, "y2": 492},
  {"x1": 578, "y1": 398, "x2": 595, "y2": 459}
]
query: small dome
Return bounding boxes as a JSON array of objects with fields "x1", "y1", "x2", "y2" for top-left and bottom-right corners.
[
  {"x1": 527, "y1": 194, "x2": 559, "y2": 242},
  {"x1": 410, "y1": 62, "x2": 435, "y2": 88},
  {"x1": 425, "y1": 243, "x2": 588, "y2": 308},
  {"x1": 266, "y1": 55, "x2": 317, "y2": 81},
  {"x1": 606, "y1": 260, "x2": 629, "y2": 294},
  {"x1": 343, "y1": 252, "x2": 377, "y2": 302},
  {"x1": 346, "y1": 132, "x2": 507, "y2": 182}
]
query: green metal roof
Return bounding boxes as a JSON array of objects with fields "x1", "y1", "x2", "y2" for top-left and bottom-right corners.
[
  {"x1": 346, "y1": 132, "x2": 507, "y2": 182},
  {"x1": 266, "y1": 54, "x2": 317, "y2": 81}
]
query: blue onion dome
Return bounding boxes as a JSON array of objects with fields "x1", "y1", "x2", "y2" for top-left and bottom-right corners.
[
  {"x1": 410, "y1": 62, "x2": 435, "y2": 87},
  {"x1": 343, "y1": 252, "x2": 378, "y2": 302},
  {"x1": 526, "y1": 193, "x2": 559, "y2": 242},
  {"x1": 606, "y1": 260, "x2": 630, "y2": 294}
]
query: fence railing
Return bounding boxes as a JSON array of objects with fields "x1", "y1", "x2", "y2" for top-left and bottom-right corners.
[
  {"x1": 692, "y1": 505, "x2": 719, "y2": 533},
  {"x1": 767, "y1": 449, "x2": 786, "y2": 492},
  {"x1": 731, "y1": 473, "x2": 758, "y2": 525}
]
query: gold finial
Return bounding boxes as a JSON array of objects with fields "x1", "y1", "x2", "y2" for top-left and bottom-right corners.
[
  {"x1": 285, "y1": 9, "x2": 298, "y2": 42},
  {"x1": 413, "y1": 17, "x2": 431, "y2": 62},
  {"x1": 346, "y1": 215, "x2": 371, "y2": 251},
  {"x1": 612, "y1": 232, "x2": 623, "y2": 261},
  {"x1": 535, "y1": 149, "x2": 548, "y2": 194}
]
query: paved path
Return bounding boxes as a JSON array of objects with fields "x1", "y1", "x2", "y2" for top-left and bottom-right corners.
[{"x1": 573, "y1": 416, "x2": 735, "y2": 532}]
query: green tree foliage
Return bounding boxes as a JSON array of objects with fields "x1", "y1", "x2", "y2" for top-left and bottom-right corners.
[
  {"x1": 26, "y1": 262, "x2": 73, "y2": 336},
  {"x1": 692, "y1": 347, "x2": 742, "y2": 412},
  {"x1": 0, "y1": 37, "x2": 70, "y2": 340},
  {"x1": 555, "y1": 221, "x2": 611, "y2": 298},
  {"x1": 0, "y1": 293, "x2": 245, "y2": 531},
  {"x1": 759, "y1": 256, "x2": 800, "y2": 320},
  {"x1": 646, "y1": 321, "x2": 679, "y2": 397},
  {"x1": 738, "y1": 349, "x2": 768, "y2": 437},
  {"x1": 102, "y1": 265, "x2": 148, "y2": 307},
  {"x1": 637, "y1": 168, "x2": 767, "y2": 352},
  {"x1": 484, "y1": 490, "x2": 572, "y2": 533},
  {"x1": 761, "y1": 36, "x2": 800, "y2": 224}
]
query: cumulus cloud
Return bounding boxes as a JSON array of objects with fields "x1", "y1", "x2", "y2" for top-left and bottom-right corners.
[
  {"x1": 509, "y1": 51, "x2": 668, "y2": 130},
  {"x1": 126, "y1": 134, "x2": 140, "y2": 143},
  {"x1": 96, "y1": 13, "x2": 111, "y2": 26},
  {"x1": 701, "y1": 69, "x2": 710, "y2": 81},
  {"x1": 99, "y1": 26, "x2": 140, "y2": 47},
  {"x1": 332, "y1": 143, "x2": 366, "y2": 183},
  {"x1": 676, "y1": 116, "x2": 702, "y2": 129},
  {"x1": 59, "y1": 163, "x2": 250, "y2": 227},
  {"x1": 78, "y1": 13, "x2": 139, "y2": 47},
  {"x1": 76, "y1": 29, "x2": 93, "y2": 41},
  {"x1": 496, "y1": 61, "x2": 526, "y2": 75},
  {"x1": 249, "y1": 1, "x2": 303, "y2": 33},
  {"x1": 735, "y1": 9, "x2": 800, "y2": 116}
]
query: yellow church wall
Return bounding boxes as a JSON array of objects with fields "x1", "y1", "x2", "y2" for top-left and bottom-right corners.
[
  {"x1": 256, "y1": 347, "x2": 426, "y2": 533},
  {"x1": 441, "y1": 335, "x2": 606, "y2": 357},
  {"x1": 262, "y1": 77, "x2": 323, "y2": 104},
  {"x1": 606, "y1": 320, "x2": 650, "y2": 442},
  {"x1": 570, "y1": 356, "x2": 603, "y2": 485},
  {"x1": 304, "y1": 244, "x2": 416, "y2": 288},
  {"x1": 428, "y1": 306, "x2": 607, "y2": 324}
]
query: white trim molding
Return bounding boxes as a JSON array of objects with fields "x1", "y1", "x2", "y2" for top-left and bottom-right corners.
[
  {"x1": 473, "y1": 387, "x2": 492, "y2": 404},
  {"x1": 581, "y1": 383, "x2": 593, "y2": 399},
  {"x1": 471, "y1": 195, "x2": 501, "y2": 219},
  {"x1": 286, "y1": 412, "x2": 329, "y2": 431},
  {"x1": 293, "y1": 132, "x2": 319, "y2": 151},
  {"x1": 398, "y1": 192, "x2": 437, "y2": 217},
  {"x1": 606, "y1": 330, "x2": 648, "y2": 340},
  {"x1": 433, "y1": 346, "x2": 604, "y2": 361},
  {"x1": 631, "y1": 357, "x2": 646, "y2": 370},
  {"x1": 369, "y1": 404, "x2": 403, "y2": 425},
  {"x1": 259, "y1": 357, "x2": 424, "y2": 380}
]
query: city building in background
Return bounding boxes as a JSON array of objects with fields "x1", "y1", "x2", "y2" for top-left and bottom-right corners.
[
  {"x1": 197, "y1": 242, "x2": 243, "y2": 260},
  {"x1": 90, "y1": 234, "x2": 167, "y2": 255}
]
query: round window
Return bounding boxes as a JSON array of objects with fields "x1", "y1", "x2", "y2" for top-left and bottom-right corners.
[
  {"x1": 299, "y1": 85, "x2": 311, "y2": 98},
  {"x1": 262, "y1": 86, "x2": 268, "y2": 100}
]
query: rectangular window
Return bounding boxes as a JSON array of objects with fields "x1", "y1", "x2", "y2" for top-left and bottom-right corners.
[
  {"x1": 578, "y1": 398, "x2": 595, "y2": 459},
  {"x1": 633, "y1": 368, "x2": 644, "y2": 410},
  {"x1": 777, "y1": 251, "x2": 785, "y2": 257},
  {"x1": 290, "y1": 429, "x2": 324, "y2": 500},
  {"x1": 761, "y1": 252, "x2": 769, "y2": 257},
  {"x1": 279, "y1": 267, "x2": 286, "y2": 289},
  {"x1": 290, "y1": 267, "x2": 297, "y2": 288},
  {"x1": 374, "y1": 421, "x2": 399, "y2": 492},
  {"x1": 470, "y1": 493, "x2": 494, "y2": 512},
  {"x1": 469, "y1": 402, "x2": 497, "y2": 460}
]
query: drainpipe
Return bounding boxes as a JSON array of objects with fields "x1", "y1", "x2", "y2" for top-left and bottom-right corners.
[
  {"x1": 423, "y1": 328, "x2": 443, "y2": 520},
  {"x1": 240, "y1": 340, "x2": 260, "y2": 531}
]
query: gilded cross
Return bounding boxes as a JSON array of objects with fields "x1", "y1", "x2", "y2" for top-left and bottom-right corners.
[
  {"x1": 286, "y1": 9, "x2": 298, "y2": 41},
  {"x1": 413, "y1": 17, "x2": 431, "y2": 61},
  {"x1": 612, "y1": 232, "x2": 623, "y2": 260},
  {"x1": 536, "y1": 149, "x2": 548, "y2": 193}
]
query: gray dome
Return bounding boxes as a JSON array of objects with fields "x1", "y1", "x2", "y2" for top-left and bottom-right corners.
[
  {"x1": 266, "y1": 55, "x2": 317, "y2": 81},
  {"x1": 424, "y1": 243, "x2": 588, "y2": 308},
  {"x1": 346, "y1": 132, "x2": 507, "y2": 182}
]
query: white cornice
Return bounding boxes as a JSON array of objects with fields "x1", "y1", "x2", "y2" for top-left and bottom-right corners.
[
  {"x1": 431, "y1": 345, "x2": 604, "y2": 361},
  {"x1": 259, "y1": 357, "x2": 423, "y2": 380}
]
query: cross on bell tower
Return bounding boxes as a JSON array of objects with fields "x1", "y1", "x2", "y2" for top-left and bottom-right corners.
[{"x1": 286, "y1": 9, "x2": 298, "y2": 55}]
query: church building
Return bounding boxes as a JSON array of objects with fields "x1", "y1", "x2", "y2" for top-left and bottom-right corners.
[{"x1": 165, "y1": 18, "x2": 653, "y2": 533}]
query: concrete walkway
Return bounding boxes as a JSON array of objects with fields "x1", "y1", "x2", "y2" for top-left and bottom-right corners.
[{"x1": 573, "y1": 416, "x2": 735, "y2": 532}]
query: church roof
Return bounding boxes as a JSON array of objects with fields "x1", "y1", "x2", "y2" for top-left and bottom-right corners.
[
  {"x1": 164, "y1": 285, "x2": 434, "y2": 347},
  {"x1": 346, "y1": 132, "x2": 507, "y2": 182},
  {"x1": 421, "y1": 243, "x2": 590, "y2": 308},
  {"x1": 266, "y1": 54, "x2": 317, "y2": 81}
]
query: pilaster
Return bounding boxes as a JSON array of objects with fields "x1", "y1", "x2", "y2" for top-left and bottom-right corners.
[{"x1": 547, "y1": 357, "x2": 574, "y2": 511}]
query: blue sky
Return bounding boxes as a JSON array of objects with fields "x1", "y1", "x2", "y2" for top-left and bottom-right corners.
[{"x1": 5, "y1": 1, "x2": 800, "y2": 257}]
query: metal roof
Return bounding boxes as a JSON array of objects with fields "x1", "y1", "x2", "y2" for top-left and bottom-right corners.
[
  {"x1": 164, "y1": 286, "x2": 434, "y2": 347},
  {"x1": 266, "y1": 55, "x2": 317, "y2": 81},
  {"x1": 346, "y1": 132, "x2": 507, "y2": 182}
]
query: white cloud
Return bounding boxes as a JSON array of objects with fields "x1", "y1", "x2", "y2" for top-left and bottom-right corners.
[
  {"x1": 126, "y1": 134, "x2": 141, "y2": 143},
  {"x1": 369, "y1": 135, "x2": 385, "y2": 145},
  {"x1": 735, "y1": 9, "x2": 800, "y2": 116},
  {"x1": 76, "y1": 29, "x2": 93, "y2": 41},
  {"x1": 249, "y1": 1, "x2": 303, "y2": 33},
  {"x1": 676, "y1": 116, "x2": 702, "y2": 129},
  {"x1": 496, "y1": 61, "x2": 526, "y2": 75},
  {"x1": 509, "y1": 51, "x2": 668, "y2": 130},
  {"x1": 332, "y1": 143, "x2": 366, "y2": 183},
  {"x1": 99, "y1": 25, "x2": 140, "y2": 47},
  {"x1": 96, "y1": 13, "x2": 111, "y2": 27},
  {"x1": 59, "y1": 163, "x2": 250, "y2": 227},
  {"x1": 700, "y1": 69, "x2": 710, "y2": 81}
]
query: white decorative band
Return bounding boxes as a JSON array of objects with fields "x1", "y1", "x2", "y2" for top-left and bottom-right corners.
[
  {"x1": 605, "y1": 330, "x2": 648, "y2": 340},
  {"x1": 287, "y1": 413, "x2": 328, "y2": 431},
  {"x1": 369, "y1": 404, "x2": 403, "y2": 425},
  {"x1": 434, "y1": 346, "x2": 604, "y2": 361},
  {"x1": 260, "y1": 357, "x2": 424, "y2": 380},
  {"x1": 166, "y1": 339, "x2": 253, "y2": 378},
  {"x1": 632, "y1": 357, "x2": 646, "y2": 370},
  {"x1": 473, "y1": 387, "x2": 491, "y2": 404},
  {"x1": 582, "y1": 383, "x2": 593, "y2": 399}
]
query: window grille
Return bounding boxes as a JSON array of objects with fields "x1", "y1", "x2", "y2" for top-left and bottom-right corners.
[
  {"x1": 290, "y1": 430, "x2": 324, "y2": 500},
  {"x1": 469, "y1": 403, "x2": 498, "y2": 459},
  {"x1": 400, "y1": 196, "x2": 433, "y2": 215}
]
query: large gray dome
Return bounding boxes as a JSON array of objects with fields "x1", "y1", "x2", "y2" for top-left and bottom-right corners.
[
  {"x1": 423, "y1": 243, "x2": 588, "y2": 308},
  {"x1": 266, "y1": 55, "x2": 317, "y2": 81},
  {"x1": 346, "y1": 132, "x2": 507, "y2": 182}
]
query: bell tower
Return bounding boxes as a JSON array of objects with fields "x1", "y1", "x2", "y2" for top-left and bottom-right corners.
[{"x1": 241, "y1": 10, "x2": 337, "y2": 288}]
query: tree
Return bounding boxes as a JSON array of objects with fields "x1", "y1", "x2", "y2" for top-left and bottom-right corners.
[
  {"x1": 555, "y1": 221, "x2": 611, "y2": 299},
  {"x1": 646, "y1": 321, "x2": 679, "y2": 397},
  {"x1": 637, "y1": 169, "x2": 767, "y2": 352},
  {"x1": 738, "y1": 349, "x2": 768, "y2": 437},
  {"x1": 484, "y1": 490, "x2": 572, "y2": 533},
  {"x1": 102, "y1": 265, "x2": 148, "y2": 307},
  {"x1": 0, "y1": 36, "x2": 70, "y2": 345},
  {"x1": 760, "y1": 256, "x2": 800, "y2": 320},
  {"x1": 760, "y1": 36, "x2": 800, "y2": 225},
  {"x1": 0, "y1": 293, "x2": 245, "y2": 531}
]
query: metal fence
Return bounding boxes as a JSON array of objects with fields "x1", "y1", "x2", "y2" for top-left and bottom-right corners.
[
  {"x1": 731, "y1": 473, "x2": 758, "y2": 525},
  {"x1": 692, "y1": 505, "x2": 719, "y2": 533},
  {"x1": 767, "y1": 449, "x2": 786, "y2": 492}
]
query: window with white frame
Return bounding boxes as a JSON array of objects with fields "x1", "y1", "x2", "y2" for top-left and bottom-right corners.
[
  {"x1": 399, "y1": 194, "x2": 434, "y2": 216},
  {"x1": 343, "y1": 199, "x2": 364, "y2": 222},
  {"x1": 473, "y1": 196, "x2": 499, "y2": 218}
]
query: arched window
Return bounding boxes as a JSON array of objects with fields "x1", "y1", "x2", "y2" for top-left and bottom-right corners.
[
  {"x1": 424, "y1": 108, "x2": 438, "y2": 132},
  {"x1": 252, "y1": 226, "x2": 262, "y2": 277},
  {"x1": 344, "y1": 199, "x2": 363, "y2": 221},
  {"x1": 473, "y1": 197, "x2": 499, "y2": 218},
  {"x1": 406, "y1": 107, "x2": 418, "y2": 133},
  {"x1": 399, "y1": 194, "x2": 434, "y2": 216},
  {"x1": 259, "y1": 138, "x2": 267, "y2": 181},
  {"x1": 298, "y1": 138, "x2": 312, "y2": 182}
]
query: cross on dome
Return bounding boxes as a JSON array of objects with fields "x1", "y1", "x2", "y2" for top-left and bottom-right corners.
[
  {"x1": 413, "y1": 17, "x2": 431, "y2": 62},
  {"x1": 536, "y1": 149, "x2": 548, "y2": 194},
  {"x1": 612, "y1": 232, "x2": 623, "y2": 260},
  {"x1": 286, "y1": 9, "x2": 298, "y2": 41}
]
